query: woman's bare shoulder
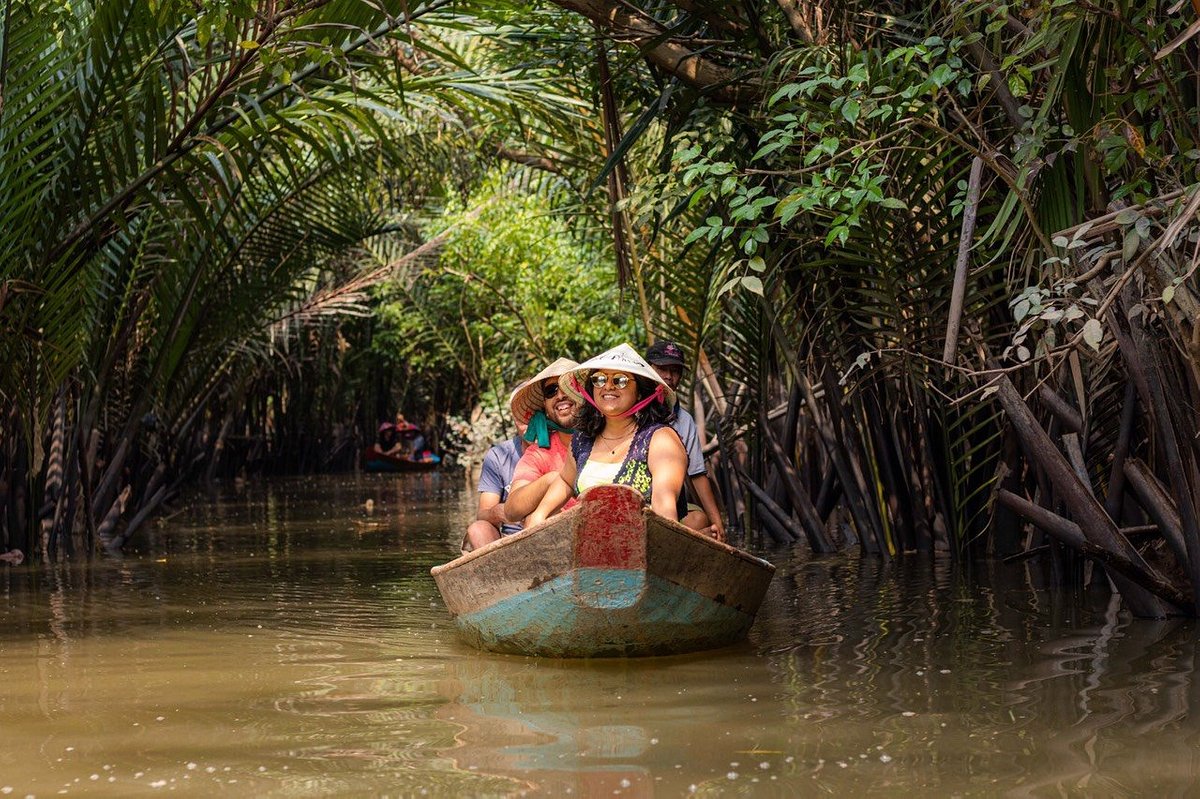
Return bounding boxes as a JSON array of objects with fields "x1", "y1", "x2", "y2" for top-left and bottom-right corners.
[{"x1": 649, "y1": 425, "x2": 685, "y2": 453}]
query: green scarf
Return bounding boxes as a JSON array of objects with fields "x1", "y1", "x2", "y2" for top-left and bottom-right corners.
[{"x1": 523, "y1": 410, "x2": 573, "y2": 448}]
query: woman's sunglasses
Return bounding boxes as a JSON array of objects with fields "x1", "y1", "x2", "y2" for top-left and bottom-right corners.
[
  {"x1": 542, "y1": 382, "x2": 562, "y2": 399},
  {"x1": 590, "y1": 372, "x2": 632, "y2": 390}
]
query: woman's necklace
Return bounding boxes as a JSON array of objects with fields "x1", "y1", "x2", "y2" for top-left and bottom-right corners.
[{"x1": 597, "y1": 427, "x2": 635, "y2": 455}]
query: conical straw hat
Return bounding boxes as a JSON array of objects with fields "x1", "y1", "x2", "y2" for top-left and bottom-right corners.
[
  {"x1": 559, "y1": 343, "x2": 675, "y2": 409},
  {"x1": 508, "y1": 357, "x2": 581, "y2": 424}
]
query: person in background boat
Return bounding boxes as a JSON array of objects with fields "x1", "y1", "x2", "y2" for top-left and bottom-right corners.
[
  {"x1": 387, "y1": 411, "x2": 419, "y2": 458},
  {"x1": 464, "y1": 419, "x2": 527, "y2": 552},
  {"x1": 376, "y1": 421, "x2": 398, "y2": 453},
  {"x1": 527, "y1": 344, "x2": 687, "y2": 526},
  {"x1": 644, "y1": 340, "x2": 725, "y2": 542},
  {"x1": 502, "y1": 358, "x2": 581, "y2": 526},
  {"x1": 407, "y1": 430, "x2": 427, "y2": 461}
]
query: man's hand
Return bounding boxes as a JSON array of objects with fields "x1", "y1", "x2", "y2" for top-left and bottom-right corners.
[
  {"x1": 481, "y1": 502, "x2": 508, "y2": 528},
  {"x1": 690, "y1": 474, "x2": 725, "y2": 544},
  {"x1": 709, "y1": 517, "x2": 725, "y2": 543}
]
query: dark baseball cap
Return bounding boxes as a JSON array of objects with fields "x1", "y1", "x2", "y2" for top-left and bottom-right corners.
[{"x1": 645, "y1": 340, "x2": 685, "y2": 367}]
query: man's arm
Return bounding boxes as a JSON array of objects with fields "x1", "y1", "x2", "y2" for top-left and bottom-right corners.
[
  {"x1": 504, "y1": 472, "x2": 560, "y2": 523},
  {"x1": 689, "y1": 473, "x2": 725, "y2": 542},
  {"x1": 672, "y1": 409, "x2": 723, "y2": 538},
  {"x1": 477, "y1": 491, "x2": 506, "y2": 527},
  {"x1": 474, "y1": 446, "x2": 511, "y2": 526}
]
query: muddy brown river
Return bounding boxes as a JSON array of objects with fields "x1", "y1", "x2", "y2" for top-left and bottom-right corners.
[{"x1": 1, "y1": 474, "x2": 1198, "y2": 796}]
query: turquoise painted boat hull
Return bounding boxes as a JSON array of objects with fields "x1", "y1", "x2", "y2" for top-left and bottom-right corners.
[{"x1": 431, "y1": 484, "x2": 775, "y2": 658}]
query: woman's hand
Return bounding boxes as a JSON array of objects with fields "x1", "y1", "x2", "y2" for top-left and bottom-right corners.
[{"x1": 527, "y1": 460, "x2": 576, "y2": 527}]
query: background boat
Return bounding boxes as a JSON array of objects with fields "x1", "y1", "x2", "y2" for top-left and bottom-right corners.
[{"x1": 362, "y1": 445, "x2": 440, "y2": 473}]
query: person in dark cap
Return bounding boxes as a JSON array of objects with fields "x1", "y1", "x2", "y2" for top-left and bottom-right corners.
[{"x1": 644, "y1": 340, "x2": 725, "y2": 542}]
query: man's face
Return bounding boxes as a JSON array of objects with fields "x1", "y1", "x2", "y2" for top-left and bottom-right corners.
[
  {"x1": 651, "y1": 363, "x2": 683, "y2": 391},
  {"x1": 542, "y1": 379, "x2": 578, "y2": 427}
]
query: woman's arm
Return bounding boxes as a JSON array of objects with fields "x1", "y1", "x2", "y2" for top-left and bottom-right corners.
[
  {"x1": 504, "y1": 471, "x2": 560, "y2": 523},
  {"x1": 525, "y1": 457, "x2": 578, "y2": 527},
  {"x1": 647, "y1": 428, "x2": 687, "y2": 521}
]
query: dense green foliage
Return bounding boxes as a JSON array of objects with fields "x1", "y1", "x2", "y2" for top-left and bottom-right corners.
[
  {"x1": 0, "y1": 0, "x2": 593, "y2": 557},
  {"x1": 5, "y1": 0, "x2": 1200, "y2": 619},
  {"x1": 563, "y1": 0, "x2": 1200, "y2": 613},
  {"x1": 372, "y1": 174, "x2": 634, "y2": 414}
]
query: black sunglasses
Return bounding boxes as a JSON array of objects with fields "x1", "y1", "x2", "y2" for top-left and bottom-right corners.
[{"x1": 542, "y1": 382, "x2": 562, "y2": 399}]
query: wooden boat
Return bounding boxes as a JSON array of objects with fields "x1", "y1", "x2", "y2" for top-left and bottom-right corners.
[
  {"x1": 362, "y1": 445, "x2": 440, "y2": 473},
  {"x1": 431, "y1": 484, "x2": 775, "y2": 657}
]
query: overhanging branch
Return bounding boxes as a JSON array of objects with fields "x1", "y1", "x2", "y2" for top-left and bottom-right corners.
[{"x1": 549, "y1": 0, "x2": 759, "y2": 104}]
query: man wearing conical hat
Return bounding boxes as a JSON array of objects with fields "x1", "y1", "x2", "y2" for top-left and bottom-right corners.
[
  {"x1": 464, "y1": 358, "x2": 581, "y2": 552},
  {"x1": 501, "y1": 357, "x2": 581, "y2": 528}
]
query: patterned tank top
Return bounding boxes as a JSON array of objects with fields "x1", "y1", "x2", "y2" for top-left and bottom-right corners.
[
  {"x1": 572, "y1": 422, "x2": 665, "y2": 502},
  {"x1": 572, "y1": 423, "x2": 686, "y2": 520}
]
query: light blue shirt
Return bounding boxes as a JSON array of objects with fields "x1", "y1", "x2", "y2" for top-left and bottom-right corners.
[
  {"x1": 478, "y1": 435, "x2": 524, "y2": 534},
  {"x1": 671, "y1": 407, "x2": 705, "y2": 477},
  {"x1": 478, "y1": 436, "x2": 523, "y2": 502}
]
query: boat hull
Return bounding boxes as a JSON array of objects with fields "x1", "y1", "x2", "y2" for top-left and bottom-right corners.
[{"x1": 431, "y1": 484, "x2": 775, "y2": 657}]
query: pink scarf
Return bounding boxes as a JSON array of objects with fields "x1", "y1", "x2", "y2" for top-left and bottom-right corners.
[{"x1": 570, "y1": 375, "x2": 665, "y2": 418}]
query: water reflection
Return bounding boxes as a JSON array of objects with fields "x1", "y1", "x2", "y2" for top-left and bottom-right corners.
[
  {"x1": 2, "y1": 475, "x2": 1200, "y2": 796},
  {"x1": 758, "y1": 552, "x2": 1200, "y2": 796},
  {"x1": 434, "y1": 651, "x2": 792, "y2": 797}
]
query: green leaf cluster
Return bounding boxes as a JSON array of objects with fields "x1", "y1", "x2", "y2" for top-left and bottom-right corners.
[{"x1": 371, "y1": 173, "x2": 635, "y2": 418}]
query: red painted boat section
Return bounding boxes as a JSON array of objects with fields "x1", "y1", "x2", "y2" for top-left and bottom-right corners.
[{"x1": 574, "y1": 485, "x2": 646, "y2": 569}]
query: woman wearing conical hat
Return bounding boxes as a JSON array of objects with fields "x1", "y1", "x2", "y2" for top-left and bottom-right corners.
[{"x1": 526, "y1": 344, "x2": 687, "y2": 526}]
